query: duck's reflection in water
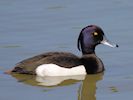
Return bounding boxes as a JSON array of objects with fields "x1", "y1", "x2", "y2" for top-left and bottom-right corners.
[
  {"x1": 78, "y1": 73, "x2": 103, "y2": 100},
  {"x1": 36, "y1": 75, "x2": 85, "y2": 86},
  {"x1": 11, "y1": 73, "x2": 103, "y2": 100}
]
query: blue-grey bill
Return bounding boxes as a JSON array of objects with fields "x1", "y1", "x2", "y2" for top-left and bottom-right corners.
[{"x1": 101, "y1": 39, "x2": 119, "y2": 48}]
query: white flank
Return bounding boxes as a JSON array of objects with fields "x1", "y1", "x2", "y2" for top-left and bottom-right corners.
[{"x1": 35, "y1": 64, "x2": 86, "y2": 77}]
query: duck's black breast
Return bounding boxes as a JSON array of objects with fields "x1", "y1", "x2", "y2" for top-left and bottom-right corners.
[
  {"x1": 12, "y1": 52, "x2": 82, "y2": 74},
  {"x1": 80, "y1": 54, "x2": 104, "y2": 74}
]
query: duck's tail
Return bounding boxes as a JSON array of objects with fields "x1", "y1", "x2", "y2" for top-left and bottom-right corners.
[{"x1": 5, "y1": 67, "x2": 35, "y2": 75}]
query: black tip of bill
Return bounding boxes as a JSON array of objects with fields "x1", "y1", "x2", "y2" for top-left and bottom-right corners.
[{"x1": 116, "y1": 44, "x2": 119, "y2": 48}]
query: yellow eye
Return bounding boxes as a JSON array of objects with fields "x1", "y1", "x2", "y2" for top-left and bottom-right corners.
[{"x1": 93, "y1": 32, "x2": 98, "y2": 36}]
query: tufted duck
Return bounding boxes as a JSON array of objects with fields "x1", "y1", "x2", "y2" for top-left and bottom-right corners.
[{"x1": 10, "y1": 25, "x2": 118, "y2": 76}]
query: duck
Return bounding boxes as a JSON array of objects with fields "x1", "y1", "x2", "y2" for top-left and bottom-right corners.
[{"x1": 10, "y1": 25, "x2": 118, "y2": 77}]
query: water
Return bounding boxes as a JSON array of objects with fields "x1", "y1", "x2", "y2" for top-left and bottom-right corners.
[{"x1": 0, "y1": 0, "x2": 133, "y2": 100}]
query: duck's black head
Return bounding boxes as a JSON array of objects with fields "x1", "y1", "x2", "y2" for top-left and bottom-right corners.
[{"x1": 78, "y1": 25, "x2": 118, "y2": 54}]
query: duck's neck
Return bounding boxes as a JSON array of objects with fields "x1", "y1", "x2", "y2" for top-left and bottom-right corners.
[{"x1": 82, "y1": 46, "x2": 96, "y2": 55}]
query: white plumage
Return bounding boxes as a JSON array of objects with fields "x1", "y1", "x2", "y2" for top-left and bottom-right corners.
[{"x1": 35, "y1": 64, "x2": 86, "y2": 77}]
